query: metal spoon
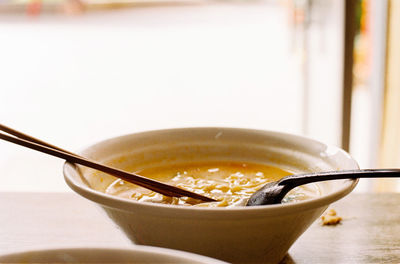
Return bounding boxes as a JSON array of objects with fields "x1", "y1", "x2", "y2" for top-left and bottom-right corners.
[{"x1": 246, "y1": 169, "x2": 400, "y2": 206}]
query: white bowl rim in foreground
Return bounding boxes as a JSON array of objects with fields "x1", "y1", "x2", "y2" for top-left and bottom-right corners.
[
  {"x1": 0, "y1": 245, "x2": 227, "y2": 263},
  {"x1": 64, "y1": 127, "x2": 359, "y2": 216}
]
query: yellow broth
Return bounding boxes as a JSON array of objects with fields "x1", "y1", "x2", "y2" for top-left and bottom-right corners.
[{"x1": 105, "y1": 161, "x2": 321, "y2": 207}]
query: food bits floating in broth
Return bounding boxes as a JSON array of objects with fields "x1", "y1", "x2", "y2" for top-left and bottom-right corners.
[{"x1": 105, "y1": 161, "x2": 321, "y2": 207}]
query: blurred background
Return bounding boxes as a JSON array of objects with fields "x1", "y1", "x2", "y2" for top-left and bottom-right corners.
[{"x1": 0, "y1": 0, "x2": 399, "y2": 192}]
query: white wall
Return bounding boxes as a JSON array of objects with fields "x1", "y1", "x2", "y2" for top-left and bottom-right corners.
[{"x1": 0, "y1": 2, "x2": 344, "y2": 191}]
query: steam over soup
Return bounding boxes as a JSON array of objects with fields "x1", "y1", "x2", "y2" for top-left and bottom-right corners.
[{"x1": 104, "y1": 161, "x2": 321, "y2": 207}]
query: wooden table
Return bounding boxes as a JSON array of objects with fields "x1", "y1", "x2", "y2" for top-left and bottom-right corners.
[
  {"x1": 1, "y1": 192, "x2": 399, "y2": 263},
  {"x1": 285, "y1": 193, "x2": 400, "y2": 264}
]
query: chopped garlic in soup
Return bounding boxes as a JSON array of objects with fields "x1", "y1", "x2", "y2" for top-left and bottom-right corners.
[{"x1": 105, "y1": 161, "x2": 321, "y2": 207}]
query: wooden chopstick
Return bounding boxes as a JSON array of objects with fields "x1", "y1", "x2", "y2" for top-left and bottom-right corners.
[
  {"x1": 0, "y1": 125, "x2": 216, "y2": 202},
  {"x1": 0, "y1": 124, "x2": 72, "y2": 154}
]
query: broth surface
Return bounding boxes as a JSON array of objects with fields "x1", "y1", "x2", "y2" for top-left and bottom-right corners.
[{"x1": 105, "y1": 161, "x2": 321, "y2": 207}]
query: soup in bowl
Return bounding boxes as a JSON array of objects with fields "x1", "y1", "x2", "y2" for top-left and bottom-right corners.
[
  {"x1": 104, "y1": 161, "x2": 320, "y2": 207},
  {"x1": 64, "y1": 128, "x2": 358, "y2": 263}
]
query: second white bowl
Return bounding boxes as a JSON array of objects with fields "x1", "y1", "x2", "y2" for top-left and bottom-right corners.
[{"x1": 0, "y1": 246, "x2": 226, "y2": 263}]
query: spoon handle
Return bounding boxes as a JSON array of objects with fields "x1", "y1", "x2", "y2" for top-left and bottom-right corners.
[
  {"x1": 0, "y1": 130, "x2": 216, "y2": 202},
  {"x1": 279, "y1": 169, "x2": 400, "y2": 187}
]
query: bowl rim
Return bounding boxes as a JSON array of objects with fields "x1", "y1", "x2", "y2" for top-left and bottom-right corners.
[
  {"x1": 63, "y1": 127, "x2": 359, "y2": 216},
  {"x1": 0, "y1": 245, "x2": 227, "y2": 263}
]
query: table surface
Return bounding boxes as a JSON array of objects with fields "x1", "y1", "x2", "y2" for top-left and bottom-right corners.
[{"x1": 1, "y1": 192, "x2": 399, "y2": 263}]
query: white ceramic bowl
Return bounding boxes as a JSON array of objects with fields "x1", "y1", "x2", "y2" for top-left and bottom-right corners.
[
  {"x1": 0, "y1": 246, "x2": 226, "y2": 263},
  {"x1": 64, "y1": 128, "x2": 358, "y2": 263}
]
